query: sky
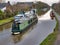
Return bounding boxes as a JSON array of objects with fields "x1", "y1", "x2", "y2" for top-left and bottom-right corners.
[{"x1": 5, "y1": 0, "x2": 59, "y2": 6}]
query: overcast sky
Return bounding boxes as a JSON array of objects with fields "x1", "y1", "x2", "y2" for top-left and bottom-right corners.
[{"x1": 5, "y1": 0, "x2": 59, "y2": 6}]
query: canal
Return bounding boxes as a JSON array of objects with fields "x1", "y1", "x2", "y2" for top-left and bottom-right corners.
[
  {"x1": 0, "y1": 21, "x2": 38, "y2": 45},
  {"x1": 0, "y1": 9, "x2": 56, "y2": 45}
]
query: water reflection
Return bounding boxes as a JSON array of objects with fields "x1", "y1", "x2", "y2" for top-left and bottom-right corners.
[
  {"x1": 0, "y1": 26, "x2": 3, "y2": 32},
  {"x1": 0, "y1": 22, "x2": 12, "y2": 32},
  {"x1": 11, "y1": 35, "x2": 21, "y2": 43},
  {"x1": 4, "y1": 23, "x2": 12, "y2": 29}
]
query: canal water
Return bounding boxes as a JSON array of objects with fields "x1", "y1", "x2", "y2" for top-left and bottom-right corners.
[
  {"x1": 0, "y1": 22, "x2": 12, "y2": 32},
  {"x1": 0, "y1": 21, "x2": 38, "y2": 44},
  {"x1": 0, "y1": 9, "x2": 56, "y2": 45}
]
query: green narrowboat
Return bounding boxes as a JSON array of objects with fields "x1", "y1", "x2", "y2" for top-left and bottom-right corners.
[{"x1": 12, "y1": 9, "x2": 38, "y2": 34}]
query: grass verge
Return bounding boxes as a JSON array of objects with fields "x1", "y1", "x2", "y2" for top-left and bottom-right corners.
[
  {"x1": 0, "y1": 17, "x2": 14, "y2": 25},
  {"x1": 40, "y1": 17, "x2": 59, "y2": 45}
]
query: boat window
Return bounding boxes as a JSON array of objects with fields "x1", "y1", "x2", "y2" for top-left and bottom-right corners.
[
  {"x1": 20, "y1": 16, "x2": 23, "y2": 18},
  {"x1": 28, "y1": 19, "x2": 32, "y2": 24}
]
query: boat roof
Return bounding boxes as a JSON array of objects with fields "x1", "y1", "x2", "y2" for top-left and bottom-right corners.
[
  {"x1": 14, "y1": 10, "x2": 36, "y2": 23},
  {"x1": 15, "y1": 14, "x2": 24, "y2": 17}
]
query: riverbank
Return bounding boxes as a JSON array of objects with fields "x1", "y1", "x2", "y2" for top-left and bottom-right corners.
[
  {"x1": 0, "y1": 17, "x2": 14, "y2": 26},
  {"x1": 40, "y1": 11, "x2": 59, "y2": 45},
  {"x1": 0, "y1": 10, "x2": 50, "y2": 26},
  {"x1": 53, "y1": 12, "x2": 60, "y2": 45}
]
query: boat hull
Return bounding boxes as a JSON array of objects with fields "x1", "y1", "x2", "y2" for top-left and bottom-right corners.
[{"x1": 12, "y1": 16, "x2": 38, "y2": 35}]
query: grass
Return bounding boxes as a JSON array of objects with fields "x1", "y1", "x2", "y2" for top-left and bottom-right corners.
[
  {"x1": 0, "y1": 17, "x2": 14, "y2": 25},
  {"x1": 40, "y1": 17, "x2": 59, "y2": 45}
]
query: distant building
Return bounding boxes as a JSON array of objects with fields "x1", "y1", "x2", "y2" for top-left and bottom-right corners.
[
  {"x1": 0, "y1": 1, "x2": 35, "y2": 13},
  {"x1": 6, "y1": 2, "x2": 34, "y2": 13},
  {"x1": 0, "y1": 3, "x2": 7, "y2": 12}
]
